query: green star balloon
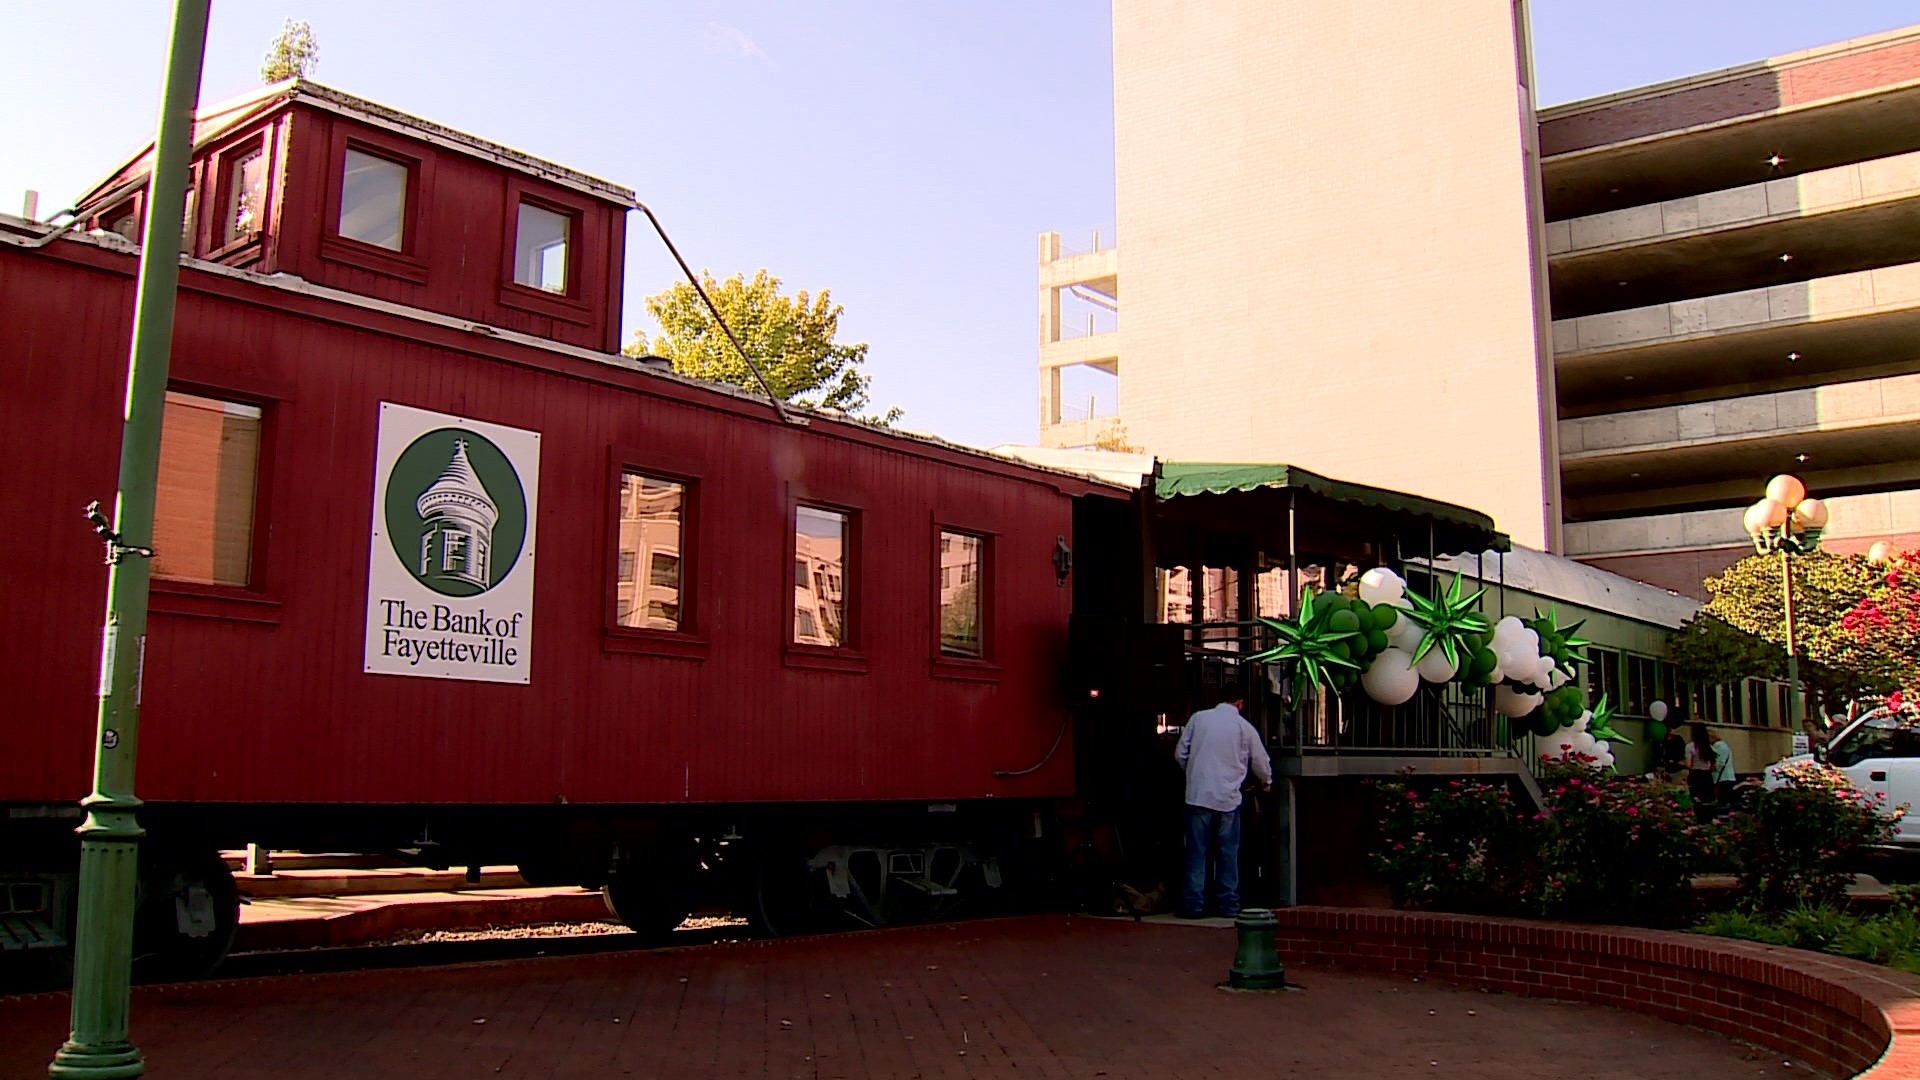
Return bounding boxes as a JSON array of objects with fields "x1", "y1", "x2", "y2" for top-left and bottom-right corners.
[
  {"x1": 1250, "y1": 586, "x2": 1363, "y2": 692},
  {"x1": 1400, "y1": 573, "x2": 1493, "y2": 669}
]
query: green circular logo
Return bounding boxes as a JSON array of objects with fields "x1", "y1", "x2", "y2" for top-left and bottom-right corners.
[{"x1": 384, "y1": 428, "x2": 527, "y2": 597}]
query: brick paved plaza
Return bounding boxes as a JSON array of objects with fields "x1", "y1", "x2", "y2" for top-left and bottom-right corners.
[{"x1": 1, "y1": 917, "x2": 1805, "y2": 1079}]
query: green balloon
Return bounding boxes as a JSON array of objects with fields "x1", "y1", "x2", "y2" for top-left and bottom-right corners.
[
  {"x1": 1321, "y1": 593, "x2": 1350, "y2": 614},
  {"x1": 1372, "y1": 602, "x2": 1399, "y2": 631},
  {"x1": 1329, "y1": 609, "x2": 1361, "y2": 633},
  {"x1": 1468, "y1": 647, "x2": 1497, "y2": 679},
  {"x1": 1365, "y1": 629, "x2": 1389, "y2": 654},
  {"x1": 1647, "y1": 721, "x2": 1667, "y2": 743},
  {"x1": 1531, "y1": 710, "x2": 1559, "y2": 737}
]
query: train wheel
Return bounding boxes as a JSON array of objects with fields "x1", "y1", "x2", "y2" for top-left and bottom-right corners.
[
  {"x1": 748, "y1": 849, "x2": 829, "y2": 938},
  {"x1": 602, "y1": 868, "x2": 692, "y2": 940},
  {"x1": 133, "y1": 847, "x2": 239, "y2": 982}
]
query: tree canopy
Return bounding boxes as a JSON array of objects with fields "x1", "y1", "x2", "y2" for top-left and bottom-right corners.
[
  {"x1": 261, "y1": 20, "x2": 319, "y2": 83},
  {"x1": 632, "y1": 270, "x2": 898, "y2": 424},
  {"x1": 1670, "y1": 550, "x2": 1903, "y2": 711}
]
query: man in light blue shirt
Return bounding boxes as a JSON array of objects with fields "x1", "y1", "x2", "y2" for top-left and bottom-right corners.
[{"x1": 1174, "y1": 690, "x2": 1272, "y2": 918}]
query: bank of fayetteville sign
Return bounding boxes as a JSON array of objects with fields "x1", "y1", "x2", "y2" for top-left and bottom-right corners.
[{"x1": 364, "y1": 403, "x2": 540, "y2": 684}]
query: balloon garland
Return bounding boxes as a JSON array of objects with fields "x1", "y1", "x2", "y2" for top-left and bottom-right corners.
[{"x1": 1246, "y1": 566, "x2": 1633, "y2": 771}]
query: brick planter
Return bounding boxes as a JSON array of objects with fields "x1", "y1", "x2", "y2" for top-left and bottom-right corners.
[{"x1": 1272, "y1": 907, "x2": 1920, "y2": 1078}]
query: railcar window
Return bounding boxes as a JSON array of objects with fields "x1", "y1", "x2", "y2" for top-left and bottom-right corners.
[
  {"x1": 513, "y1": 202, "x2": 570, "y2": 293},
  {"x1": 794, "y1": 506, "x2": 851, "y2": 647},
  {"x1": 339, "y1": 148, "x2": 407, "y2": 250},
  {"x1": 153, "y1": 392, "x2": 262, "y2": 587},
  {"x1": 615, "y1": 473, "x2": 684, "y2": 632},
  {"x1": 939, "y1": 530, "x2": 985, "y2": 658},
  {"x1": 224, "y1": 148, "x2": 267, "y2": 244}
]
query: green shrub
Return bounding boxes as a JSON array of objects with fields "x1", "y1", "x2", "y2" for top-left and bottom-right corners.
[
  {"x1": 1371, "y1": 777, "x2": 1529, "y2": 914},
  {"x1": 1694, "y1": 909, "x2": 1796, "y2": 947},
  {"x1": 1730, "y1": 762, "x2": 1904, "y2": 912},
  {"x1": 1525, "y1": 763, "x2": 1711, "y2": 925}
]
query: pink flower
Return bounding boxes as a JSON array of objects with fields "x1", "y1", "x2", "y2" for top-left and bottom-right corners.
[{"x1": 1625, "y1": 806, "x2": 1639, "y2": 817}]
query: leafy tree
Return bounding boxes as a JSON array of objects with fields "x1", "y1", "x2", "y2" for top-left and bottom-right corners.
[
  {"x1": 1092, "y1": 421, "x2": 1141, "y2": 453},
  {"x1": 633, "y1": 270, "x2": 898, "y2": 423},
  {"x1": 261, "y1": 19, "x2": 319, "y2": 83},
  {"x1": 1843, "y1": 549, "x2": 1920, "y2": 690},
  {"x1": 1681, "y1": 550, "x2": 1903, "y2": 711}
]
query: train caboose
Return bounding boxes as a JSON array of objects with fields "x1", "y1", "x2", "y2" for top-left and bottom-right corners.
[{"x1": 0, "y1": 80, "x2": 1122, "y2": 974}]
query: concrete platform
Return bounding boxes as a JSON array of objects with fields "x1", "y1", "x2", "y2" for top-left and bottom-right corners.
[
  {"x1": 237, "y1": 885, "x2": 610, "y2": 951},
  {"x1": 2, "y1": 916, "x2": 1801, "y2": 1079}
]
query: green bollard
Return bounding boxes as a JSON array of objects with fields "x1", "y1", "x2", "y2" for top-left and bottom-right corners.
[{"x1": 1228, "y1": 908, "x2": 1287, "y2": 990}]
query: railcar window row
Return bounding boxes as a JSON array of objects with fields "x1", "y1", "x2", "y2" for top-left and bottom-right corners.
[{"x1": 146, "y1": 417, "x2": 996, "y2": 663}]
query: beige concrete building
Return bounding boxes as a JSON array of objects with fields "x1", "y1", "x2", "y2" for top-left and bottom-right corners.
[
  {"x1": 1542, "y1": 27, "x2": 1920, "y2": 595},
  {"x1": 1044, "y1": 12, "x2": 1920, "y2": 592},
  {"x1": 1046, "y1": 0, "x2": 1560, "y2": 550}
]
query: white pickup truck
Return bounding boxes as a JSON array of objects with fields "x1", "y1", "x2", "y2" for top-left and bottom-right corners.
[{"x1": 1765, "y1": 702, "x2": 1920, "y2": 858}]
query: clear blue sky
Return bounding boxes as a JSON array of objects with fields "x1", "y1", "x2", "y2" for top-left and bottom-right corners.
[{"x1": 3, "y1": 2, "x2": 1913, "y2": 448}]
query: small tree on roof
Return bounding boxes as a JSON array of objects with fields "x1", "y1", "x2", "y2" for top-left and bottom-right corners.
[{"x1": 261, "y1": 20, "x2": 319, "y2": 83}]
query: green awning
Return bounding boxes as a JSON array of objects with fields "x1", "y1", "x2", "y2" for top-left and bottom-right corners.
[{"x1": 1153, "y1": 462, "x2": 1510, "y2": 552}]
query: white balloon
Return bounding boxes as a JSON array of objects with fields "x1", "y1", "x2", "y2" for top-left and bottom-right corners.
[
  {"x1": 1358, "y1": 567, "x2": 1405, "y2": 606},
  {"x1": 1486, "y1": 660, "x2": 1505, "y2": 685},
  {"x1": 1572, "y1": 732, "x2": 1597, "y2": 755},
  {"x1": 1387, "y1": 613, "x2": 1424, "y2": 652},
  {"x1": 1649, "y1": 700, "x2": 1669, "y2": 723},
  {"x1": 1415, "y1": 648, "x2": 1457, "y2": 684},
  {"x1": 1495, "y1": 684, "x2": 1543, "y2": 718},
  {"x1": 1592, "y1": 739, "x2": 1610, "y2": 758},
  {"x1": 1518, "y1": 628, "x2": 1540, "y2": 656},
  {"x1": 1599, "y1": 752, "x2": 1615, "y2": 769},
  {"x1": 1574, "y1": 711, "x2": 1590, "y2": 732},
  {"x1": 1547, "y1": 666, "x2": 1569, "y2": 690},
  {"x1": 1492, "y1": 616, "x2": 1526, "y2": 644},
  {"x1": 1361, "y1": 648, "x2": 1421, "y2": 706}
]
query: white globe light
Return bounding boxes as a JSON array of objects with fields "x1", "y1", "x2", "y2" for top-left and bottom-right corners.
[
  {"x1": 1766, "y1": 474, "x2": 1807, "y2": 509},
  {"x1": 1869, "y1": 541, "x2": 1894, "y2": 565},
  {"x1": 1792, "y1": 497, "x2": 1828, "y2": 531},
  {"x1": 1649, "y1": 700, "x2": 1669, "y2": 723},
  {"x1": 1361, "y1": 648, "x2": 1421, "y2": 706}
]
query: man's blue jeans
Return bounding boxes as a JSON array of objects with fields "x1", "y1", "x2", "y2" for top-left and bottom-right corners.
[{"x1": 1182, "y1": 803, "x2": 1242, "y2": 916}]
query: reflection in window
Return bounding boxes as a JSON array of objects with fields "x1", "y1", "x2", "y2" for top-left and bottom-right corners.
[
  {"x1": 513, "y1": 202, "x2": 569, "y2": 293},
  {"x1": 939, "y1": 530, "x2": 984, "y2": 658},
  {"x1": 225, "y1": 148, "x2": 268, "y2": 244},
  {"x1": 794, "y1": 506, "x2": 849, "y2": 646},
  {"x1": 339, "y1": 148, "x2": 407, "y2": 250},
  {"x1": 615, "y1": 473, "x2": 684, "y2": 631},
  {"x1": 154, "y1": 392, "x2": 263, "y2": 586}
]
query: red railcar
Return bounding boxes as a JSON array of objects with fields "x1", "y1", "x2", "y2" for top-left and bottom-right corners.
[{"x1": 0, "y1": 82, "x2": 1121, "y2": 971}]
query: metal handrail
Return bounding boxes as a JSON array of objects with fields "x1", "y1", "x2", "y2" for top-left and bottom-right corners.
[{"x1": 1172, "y1": 619, "x2": 1515, "y2": 758}]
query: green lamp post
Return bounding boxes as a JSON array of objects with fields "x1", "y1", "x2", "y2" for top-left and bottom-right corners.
[
  {"x1": 1742, "y1": 474, "x2": 1828, "y2": 732},
  {"x1": 48, "y1": 3, "x2": 209, "y2": 1077}
]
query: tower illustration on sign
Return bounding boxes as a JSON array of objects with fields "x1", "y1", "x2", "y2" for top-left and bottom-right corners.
[{"x1": 414, "y1": 438, "x2": 498, "y2": 590}]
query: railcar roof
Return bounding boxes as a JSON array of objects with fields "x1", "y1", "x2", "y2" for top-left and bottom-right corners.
[
  {"x1": 75, "y1": 79, "x2": 635, "y2": 209},
  {"x1": 0, "y1": 215, "x2": 1131, "y2": 499}
]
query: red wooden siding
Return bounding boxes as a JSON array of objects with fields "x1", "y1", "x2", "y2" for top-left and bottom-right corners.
[{"x1": 0, "y1": 240, "x2": 1081, "y2": 809}]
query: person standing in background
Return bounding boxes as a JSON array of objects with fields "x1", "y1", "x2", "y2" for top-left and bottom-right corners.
[{"x1": 1174, "y1": 689, "x2": 1272, "y2": 919}]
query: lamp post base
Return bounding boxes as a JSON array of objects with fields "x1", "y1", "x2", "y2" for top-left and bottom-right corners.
[
  {"x1": 1227, "y1": 909, "x2": 1289, "y2": 990},
  {"x1": 47, "y1": 1041, "x2": 144, "y2": 1080}
]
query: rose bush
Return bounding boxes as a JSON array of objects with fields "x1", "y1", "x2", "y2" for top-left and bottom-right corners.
[{"x1": 1730, "y1": 760, "x2": 1904, "y2": 911}]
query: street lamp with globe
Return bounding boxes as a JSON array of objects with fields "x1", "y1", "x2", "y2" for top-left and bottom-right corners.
[{"x1": 1743, "y1": 474, "x2": 1828, "y2": 730}]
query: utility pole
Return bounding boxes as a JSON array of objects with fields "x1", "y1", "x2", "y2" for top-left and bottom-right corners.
[{"x1": 49, "y1": 2, "x2": 209, "y2": 1076}]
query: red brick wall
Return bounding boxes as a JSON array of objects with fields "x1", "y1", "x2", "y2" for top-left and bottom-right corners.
[
  {"x1": 1540, "y1": 37, "x2": 1920, "y2": 156},
  {"x1": 1270, "y1": 907, "x2": 1920, "y2": 1078}
]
